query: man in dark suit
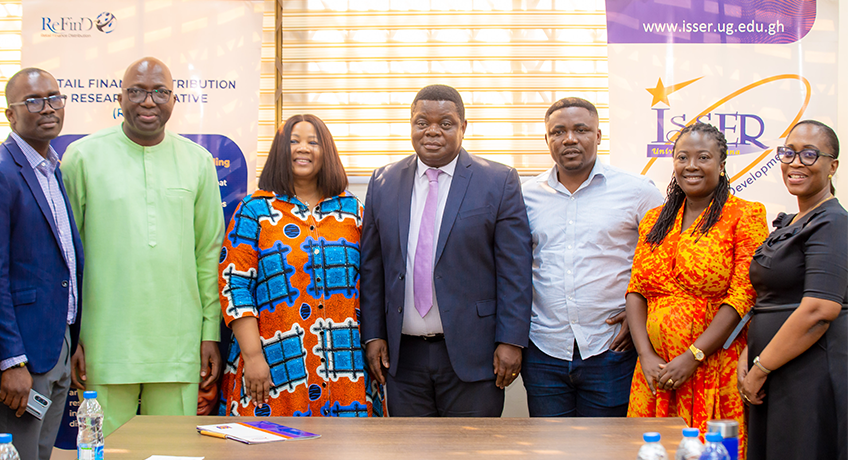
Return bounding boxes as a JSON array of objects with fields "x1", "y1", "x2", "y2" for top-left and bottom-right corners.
[
  {"x1": 0, "y1": 68, "x2": 84, "y2": 460},
  {"x1": 361, "y1": 84, "x2": 532, "y2": 416}
]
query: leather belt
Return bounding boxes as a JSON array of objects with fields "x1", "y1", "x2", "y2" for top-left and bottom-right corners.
[{"x1": 403, "y1": 334, "x2": 445, "y2": 342}]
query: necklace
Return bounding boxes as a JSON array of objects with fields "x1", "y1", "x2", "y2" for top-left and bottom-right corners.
[
  {"x1": 791, "y1": 195, "x2": 834, "y2": 225},
  {"x1": 296, "y1": 194, "x2": 322, "y2": 209}
]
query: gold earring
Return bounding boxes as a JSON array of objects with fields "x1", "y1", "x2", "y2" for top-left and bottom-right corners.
[
  {"x1": 828, "y1": 174, "x2": 833, "y2": 180},
  {"x1": 720, "y1": 171, "x2": 725, "y2": 177}
]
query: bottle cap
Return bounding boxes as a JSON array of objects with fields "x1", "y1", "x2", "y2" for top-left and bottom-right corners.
[
  {"x1": 83, "y1": 390, "x2": 98, "y2": 399},
  {"x1": 707, "y1": 419, "x2": 738, "y2": 438},
  {"x1": 705, "y1": 431, "x2": 723, "y2": 442},
  {"x1": 683, "y1": 428, "x2": 700, "y2": 437},
  {"x1": 643, "y1": 432, "x2": 661, "y2": 442},
  {"x1": 0, "y1": 433, "x2": 10, "y2": 443}
]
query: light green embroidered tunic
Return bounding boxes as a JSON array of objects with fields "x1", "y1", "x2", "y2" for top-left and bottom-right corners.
[{"x1": 61, "y1": 124, "x2": 224, "y2": 384}]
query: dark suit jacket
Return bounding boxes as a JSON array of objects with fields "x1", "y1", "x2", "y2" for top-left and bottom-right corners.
[
  {"x1": 0, "y1": 136, "x2": 83, "y2": 374},
  {"x1": 360, "y1": 149, "x2": 532, "y2": 382}
]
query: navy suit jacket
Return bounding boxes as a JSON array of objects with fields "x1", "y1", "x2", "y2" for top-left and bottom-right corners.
[
  {"x1": 0, "y1": 136, "x2": 83, "y2": 374},
  {"x1": 360, "y1": 149, "x2": 532, "y2": 382}
]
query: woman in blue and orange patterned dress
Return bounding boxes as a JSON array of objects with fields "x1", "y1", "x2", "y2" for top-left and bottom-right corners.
[{"x1": 218, "y1": 114, "x2": 374, "y2": 417}]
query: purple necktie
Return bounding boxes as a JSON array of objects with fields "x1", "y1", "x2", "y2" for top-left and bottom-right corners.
[{"x1": 413, "y1": 168, "x2": 442, "y2": 317}]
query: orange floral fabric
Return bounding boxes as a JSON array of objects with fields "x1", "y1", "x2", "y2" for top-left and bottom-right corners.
[{"x1": 627, "y1": 195, "x2": 767, "y2": 457}]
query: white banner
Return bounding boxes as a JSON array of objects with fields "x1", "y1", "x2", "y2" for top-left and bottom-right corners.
[
  {"x1": 606, "y1": 0, "x2": 840, "y2": 223},
  {"x1": 20, "y1": 0, "x2": 263, "y2": 447},
  {"x1": 21, "y1": 0, "x2": 263, "y2": 222}
]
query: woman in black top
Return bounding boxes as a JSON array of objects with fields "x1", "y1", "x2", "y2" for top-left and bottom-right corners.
[{"x1": 740, "y1": 120, "x2": 847, "y2": 460}]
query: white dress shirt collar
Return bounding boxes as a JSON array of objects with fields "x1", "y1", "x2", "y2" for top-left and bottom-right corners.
[
  {"x1": 416, "y1": 153, "x2": 459, "y2": 179},
  {"x1": 545, "y1": 158, "x2": 607, "y2": 196}
]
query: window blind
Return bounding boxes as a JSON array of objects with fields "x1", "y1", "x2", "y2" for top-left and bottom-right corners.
[{"x1": 281, "y1": 0, "x2": 609, "y2": 176}]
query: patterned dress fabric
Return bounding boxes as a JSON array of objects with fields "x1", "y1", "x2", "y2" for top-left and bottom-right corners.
[
  {"x1": 218, "y1": 190, "x2": 373, "y2": 417},
  {"x1": 626, "y1": 195, "x2": 768, "y2": 458}
]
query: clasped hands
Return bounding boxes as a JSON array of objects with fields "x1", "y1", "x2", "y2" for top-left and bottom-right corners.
[
  {"x1": 736, "y1": 347, "x2": 767, "y2": 405},
  {"x1": 640, "y1": 349, "x2": 700, "y2": 395}
]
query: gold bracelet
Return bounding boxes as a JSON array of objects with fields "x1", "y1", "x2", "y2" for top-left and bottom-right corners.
[{"x1": 753, "y1": 356, "x2": 772, "y2": 374}]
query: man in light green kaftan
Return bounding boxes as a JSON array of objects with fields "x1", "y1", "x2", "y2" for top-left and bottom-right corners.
[{"x1": 61, "y1": 57, "x2": 224, "y2": 435}]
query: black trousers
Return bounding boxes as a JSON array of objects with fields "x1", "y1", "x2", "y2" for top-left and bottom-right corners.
[{"x1": 386, "y1": 335, "x2": 504, "y2": 417}]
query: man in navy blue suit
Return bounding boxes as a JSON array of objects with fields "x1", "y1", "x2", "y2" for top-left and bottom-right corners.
[
  {"x1": 0, "y1": 68, "x2": 84, "y2": 460},
  {"x1": 361, "y1": 84, "x2": 532, "y2": 416}
]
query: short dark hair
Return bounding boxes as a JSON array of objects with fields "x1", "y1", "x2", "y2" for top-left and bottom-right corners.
[
  {"x1": 5, "y1": 68, "x2": 50, "y2": 105},
  {"x1": 788, "y1": 119, "x2": 840, "y2": 194},
  {"x1": 545, "y1": 97, "x2": 598, "y2": 122},
  {"x1": 411, "y1": 84, "x2": 465, "y2": 120},
  {"x1": 258, "y1": 114, "x2": 348, "y2": 198},
  {"x1": 789, "y1": 119, "x2": 840, "y2": 159}
]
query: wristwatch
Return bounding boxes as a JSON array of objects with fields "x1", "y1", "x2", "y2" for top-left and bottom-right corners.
[{"x1": 688, "y1": 344, "x2": 705, "y2": 362}]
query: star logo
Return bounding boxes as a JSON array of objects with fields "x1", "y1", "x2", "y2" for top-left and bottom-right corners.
[{"x1": 646, "y1": 77, "x2": 703, "y2": 106}]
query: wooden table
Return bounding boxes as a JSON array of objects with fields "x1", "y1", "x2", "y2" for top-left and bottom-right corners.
[{"x1": 90, "y1": 415, "x2": 687, "y2": 459}]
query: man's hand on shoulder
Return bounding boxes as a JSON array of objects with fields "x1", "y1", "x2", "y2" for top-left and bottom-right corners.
[
  {"x1": 493, "y1": 343, "x2": 522, "y2": 389},
  {"x1": 365, "y1": 339, "x2": 389, "y2": 385},
  {"x1": 0, "y1": 366, "x2": 33, "y2": 417}
]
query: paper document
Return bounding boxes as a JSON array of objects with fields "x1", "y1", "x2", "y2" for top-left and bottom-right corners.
[
  {"x1": 196, "y1": 421, "x2": 320, "y2": 444},
  {"x1": 145, "y1": 456, "x2": 204, "y2": 460}
]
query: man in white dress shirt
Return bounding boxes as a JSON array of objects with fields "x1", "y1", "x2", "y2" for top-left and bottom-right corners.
[{"x1": 521, "y1": 97, "x2": 663, "y2": 417}]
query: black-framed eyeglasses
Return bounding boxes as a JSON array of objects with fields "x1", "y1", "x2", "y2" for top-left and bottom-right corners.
[
  {"x1": 123, "y1": 88, "x2": 173, "y2": 104},
  {"x1": 8, "y1": 95, "x2": 67, "y2": 113},
  {"x1": 777, "y1": 146, "x2": 836, "y2": 166}
]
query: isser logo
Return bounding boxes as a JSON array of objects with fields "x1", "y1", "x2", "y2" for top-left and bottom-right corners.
[
  {"x1": 640, "y1": 74, "x2": 812, "y2": 194},
  {"x1": 647, "y1": 107, "x2": 768, "y2": 157},
  {"x1": 42, "y1": 12, "x2": 116, "y2": 35}
]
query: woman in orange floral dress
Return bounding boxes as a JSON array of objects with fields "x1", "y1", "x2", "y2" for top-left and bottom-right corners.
[
  {"x1": 626, "y1": 123, "x2": 768, "y2": 457},
  {"x1": 218, "y1": 115, "x2": 376, "y2": 417}
]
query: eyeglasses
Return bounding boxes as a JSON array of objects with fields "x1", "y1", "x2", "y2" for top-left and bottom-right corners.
[
  {"x1": 123, "y1": 88, "x2": 173, "y2": 104},
  {"x1": 777, "y1": 146, "x2": 836, "y2": 166},
  {"x1": 8, "y1": 95, "x2": 67, "y2": 113}
]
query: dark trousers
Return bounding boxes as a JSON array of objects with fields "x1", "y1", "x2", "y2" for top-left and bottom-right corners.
[
  {"x1": 0, "y1": 326, "x2": 71, "y2": 460},
  {"x1": 386, "y1": 335, "x2": 504, "y2": 417},
  {"x1": 521, "y1": 340, "x2": 636, "y2": 417}
]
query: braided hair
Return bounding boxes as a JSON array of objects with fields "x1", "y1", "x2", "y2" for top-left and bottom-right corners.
[{"x1": 645, "y1": 122, "x2": 730, "y2": 248}]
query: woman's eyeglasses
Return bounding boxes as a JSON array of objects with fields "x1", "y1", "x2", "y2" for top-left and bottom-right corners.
[{"x1": 776, "y1": 146, "x2": 836, "y2": 166}]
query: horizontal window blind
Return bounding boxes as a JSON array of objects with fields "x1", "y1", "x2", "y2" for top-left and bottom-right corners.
[{"x1": 281, "y1": 0, "x2": 609, "y2": 176}]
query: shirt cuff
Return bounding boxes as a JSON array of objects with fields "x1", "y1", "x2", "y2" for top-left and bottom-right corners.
[
  {"x1": 0, "y1": 355, "x2": 28, "y2": 371},
  {"x1": 201, "y1": 320, "x2": 221, "y2": 342}
]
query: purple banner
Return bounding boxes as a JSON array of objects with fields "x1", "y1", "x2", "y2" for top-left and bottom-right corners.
[
  {"x1": 605, "y1": 0, "x2": 816, "y2": 44},
  {"x1": 646, "y1": 144, "x2": 674, "y2": 157}
]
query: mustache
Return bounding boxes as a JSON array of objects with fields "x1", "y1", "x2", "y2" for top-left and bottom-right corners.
[{"x1": 39, "y1": 115, "x2": 60, "y2": 124}]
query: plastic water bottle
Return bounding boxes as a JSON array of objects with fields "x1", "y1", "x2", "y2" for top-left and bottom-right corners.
[
  {"x1": 707, "y1": 420, "x2": 739, "y2": 460},
  {"x1": 698, "y1": 432, "x2": 730, "y2": 460},
  {"x1": 637, "y1": 432, "x2": 669, "y2": 460},
  {"x1": 675, "y1": 428, "x2": 704, "y2": 460},
  {"x1": 0, "y1": 434, "x2": 20, "y2": 460},
  {"x1": 76, "y1": 390, "x2": 104, "y2": 460}
]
